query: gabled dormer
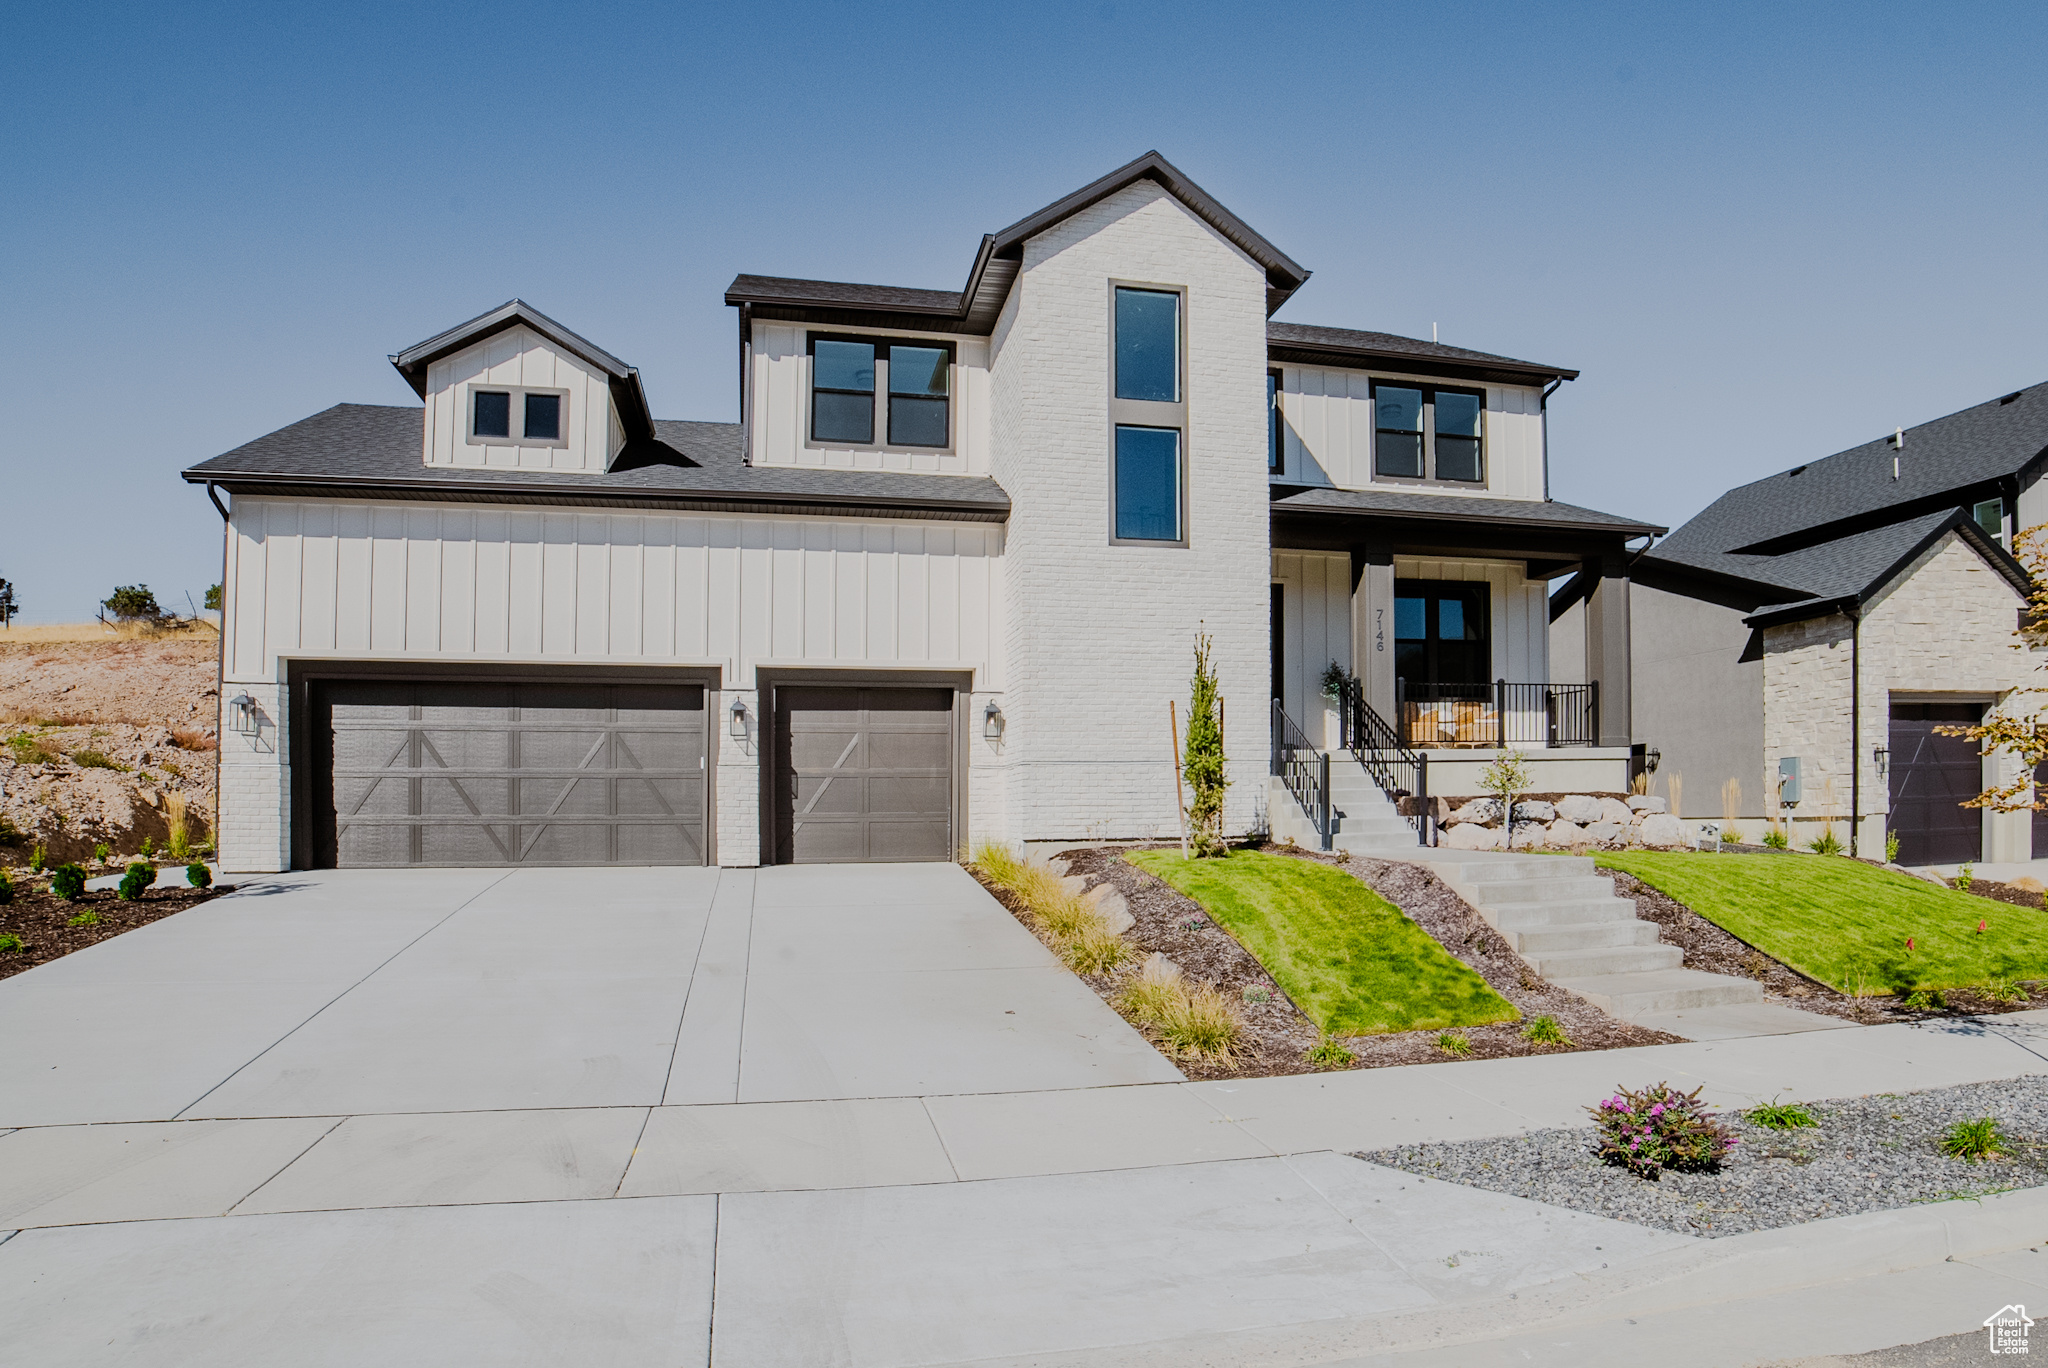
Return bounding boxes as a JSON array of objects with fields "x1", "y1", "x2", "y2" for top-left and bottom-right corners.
[{"x1": 390, "y1": 300, "x2": 655, "y2": 474}]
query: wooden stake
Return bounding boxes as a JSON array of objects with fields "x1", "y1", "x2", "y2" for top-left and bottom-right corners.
[{"x1": 1170, "y1": 699, "x2": 1189, "y2": 859}]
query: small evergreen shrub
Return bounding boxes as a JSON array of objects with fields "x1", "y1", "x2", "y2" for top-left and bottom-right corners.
[
  {"x1": 0, "y1": 932, "x2": 20, "y2": 952},
  {"x1": 1522, "y1": 1014, "x2": 1570, "y2": 1047},
  {"x1": 67, "y1": 909, "x2": 99, "y2": 928},
  {"x1": 1900, "y1": 987, "x2": 1946, "y2": 1010},
  {"x1": 29, "y1": 844, "x2": 47, "y2": 872},
  {"x1": 117, "y1": 861, "x2": 158, "y2": 901},
  {"x1": 1182, "y1": 632, "x2": 1229, "y2": 857},
  {"x1": 1305, "y1": 1033, "x2": 1357, "y2": 1069},
  {"x1": 1885, "y1": 830, "x2": 1902, "y2": 863},
  {"x1": 141, "y1": 836, "x2": 156, "y2": 858},
  {"x1": 1746, "y1": 1099, "x2": 1818, "y2": 1130},
  {"x1": 50, "y1": 863, "x2": 87, "y2": 900},
  {"x1": 1588, "y1": 1081, "x2": 1738, "y2": 1178},
  {"x1": 1941, "y1": 1116, "x2": 2008, "y2": 1163},
  {"x1": 186, "y1": 861, "x2": 212, "y2": 889},
  {"x1": 1957, "y1": 862, "x2": 1976, "y2": 893},
  {"x1": 93, "y1": 842, "x2": 111, "y2": 864}
]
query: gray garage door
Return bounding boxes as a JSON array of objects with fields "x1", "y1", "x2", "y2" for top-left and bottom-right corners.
[
  {"x1": 1889, "y1": 701, "x2": 1982, "y2": 866},
  {"x1": 316, "y1": 680, "x2": 707, "y2": 867},
  {"x1": 775, "y1": 686, "x2": 954, "y2": 864}
]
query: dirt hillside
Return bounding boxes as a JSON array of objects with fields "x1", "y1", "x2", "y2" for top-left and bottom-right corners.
[{"x1": 0, "y1": 637, "x2": 220, "y2": 867}]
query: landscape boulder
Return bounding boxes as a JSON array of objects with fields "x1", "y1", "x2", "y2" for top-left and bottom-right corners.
[
  {"x1": 1598, "y1": 797, "x2": 1635, "y2": 824},
  {"x1": 1441, "y1": 822, "x2": 1504, "y2": 850},
  {"x1": 1555, "y1": 794, "x2": 1605, "y2": 824},
  {"x1": 1509, "y1": 821, "x2": 1549, "y2": 850},
  {"x1": 1580, "y1": 820, "x2": 1623, "y2": 845},
  {"x1": 1637, "y1": 813, "x2": 1686, "y2": 847},
  {"x1": 1547, "y1": 818, "x2": 1584, "y2": 844},
  {"x1": 1445, "y1": 798, "x2": 1502, "y2": 826},
  {"x1": 1627, "y1": 795, "x2": 1669, "y2": 814},
  {"x1": 1085, "y1": 884, "x2": 1135, "y2": 933},
  {"x1": 1513, "y1": 800, "x2": 1557, "y2": 824}
]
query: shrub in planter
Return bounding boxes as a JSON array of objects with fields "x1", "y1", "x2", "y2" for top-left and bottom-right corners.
[
  {"x1": 186, "y1": 861, "x2": 212, "y2": 889},
  {"x1": 1589, "y1": 1081, "x2": 1738, "y2": 1178},
  {"x1": 50, "y1": 863, "x2": 88, "y2": 901},
  {"x1": 118, "y1": 861, "x2": 157, "y2": 901}
]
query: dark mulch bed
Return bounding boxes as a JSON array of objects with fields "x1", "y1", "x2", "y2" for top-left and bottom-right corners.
[
  {"x1": 988, "y1": 844, "x2": 1677, "y2": 1080},
  {"x1": 0, "y1": 874, "x2": 226, "y2": 980},
  {"x1": 1955, "y1": 877, "x2": 2047, "y2": 910},
  {"x1": 1598, "y1": 867, "x2": 2048, "y2": 1023}
]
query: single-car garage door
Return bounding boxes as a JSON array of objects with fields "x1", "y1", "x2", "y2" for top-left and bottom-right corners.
[
  {"x1": 774, "y1": 686, "x2": 955, "y2": 864},
  {"x1": 1889, "y1": 701, "x2": 1982, "y2": 866},
  {"x1": 314, "y1": 680, "x2": 707, "y2": 867}
]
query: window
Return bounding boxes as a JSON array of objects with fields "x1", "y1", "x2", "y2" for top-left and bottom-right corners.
[
  {"x1": 1975, "y1": 498, "x2": 2006, "y2": 547},
  {"x1": 808, "y1": 336, "x2": 954, "y2": 448},
  {"x1": 473, "y1": 391, "x2": 511, "y2": 439},
  {"x1": 1373, "y1": 382, "x2": 1486, "y2": 483},
  {"x1": 811, "y1": 338, "x2": 875, "y2": 444},
  {"x1": 524, "y1": 393, "x2": 560, "y2": 441},
  {"x1": 1109, "y1": 285, "x2": 1187, "y2": 543},
  {"x1": 1394, "y1": 581, "x2": 1490, "y2": 685},
  {"x1": 1268, "y1": 370, "x2": 1283, "y2": 471}
]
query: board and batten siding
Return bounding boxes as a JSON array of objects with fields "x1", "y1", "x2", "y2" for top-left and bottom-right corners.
[
  {"x1": 748, "y1": 322, "x2": 991, "y2": 476},
  {"x1": 1271, "y1": 551, "x2": 1353, "y2": 750},
  {"x1": 223, "y1": 498, "x2": 1005, "y2": 687},
  {"x1": 422, "y1": 325, "x2": 620, "y2": 474},
  {"x1": 1273, "y1": 368, "x2": 1545, "y2": 500}
]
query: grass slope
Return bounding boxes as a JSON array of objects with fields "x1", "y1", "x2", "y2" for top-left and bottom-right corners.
[
  {"x1": 1597, "y1": 851, "x2": 2048, "y2": 994},
  {"x1": 1128, "y1": 849, "x2": 1517, "y2": 1035}
]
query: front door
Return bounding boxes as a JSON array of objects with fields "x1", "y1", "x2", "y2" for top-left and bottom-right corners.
[
  {"x1": 1888, "y1": 701, "x2": 1983, "y2": 866},
  {"x1": 1395, "y1": 580, "x2": 1491, "y2": 746}
]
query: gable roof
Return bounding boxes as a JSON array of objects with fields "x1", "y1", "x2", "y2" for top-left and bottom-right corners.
[
  {"x1": 181, "y1": 404, "x2": 1010, "y2": 522},
  {"x1": 388, "y1": 299, "x2": 656, "y2": 444},
  {"x1": 1267, "y1": 322, "x2": 1578, "y2": 387},
  {"x1": 726, "y1": 151, "x2": 1311, "y2": 334}
]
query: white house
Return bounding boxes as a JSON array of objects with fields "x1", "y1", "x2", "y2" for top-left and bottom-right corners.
[{"x1": 187, "y1": 153, "x2": 1656, "y2": 873}]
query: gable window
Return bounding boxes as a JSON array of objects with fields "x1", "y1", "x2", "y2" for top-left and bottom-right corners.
[
  {"x1": 473, "y1": 391, "x2": 511, "y2": 440},
  {"x1": 808, "y1": 336, "x2": 954, "y2": 449},
  {"x1": 1110, "y1": 285, "x2": 1187, "y2": 543},
  {"x1": 524, "y1": 393, "x2": 561, "y2": 441},
  {"x1": 1373, "y1": 382, "x2": 1486, "y2": 484},
  {"x1": 1268, "y1": 370, "x2": 1283, "y2": 472},
  {"x1": 1974, "y1": 498, "x2": 2006, "y2": 547}
]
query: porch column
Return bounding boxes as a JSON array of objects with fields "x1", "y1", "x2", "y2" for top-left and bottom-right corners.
[
  {"x1": 1351, "y1": 548, "x2": 1396, "y2": 721},
  {"x1": 1584, "y1": 552, "x2": 1632, "y2": 749}
]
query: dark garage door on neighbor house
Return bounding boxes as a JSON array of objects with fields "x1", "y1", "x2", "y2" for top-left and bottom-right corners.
[
  {"x1": 314, "y1": 680, "x2": 708, "y2": 867},
  {"x1": 774, "y1": 686, "x2": 955, "y2": 864},
  {"x1": 1888, "y1": 701, "x2": 1983, "y2": 866}
]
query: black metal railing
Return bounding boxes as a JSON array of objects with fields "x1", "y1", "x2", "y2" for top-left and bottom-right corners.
[
  {"x1": 1337, "y1": 679, "x2": 1432, "y2": 845},
  {"x1": 1394, "y1": 679, "x2": 1599, "y2": 749},
  {"x1": 1270, "y1": 700, "x2": 1332, "y2": 850}
]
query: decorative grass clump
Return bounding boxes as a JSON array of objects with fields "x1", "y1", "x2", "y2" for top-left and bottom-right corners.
[
  {"x1": 1304, "y1": 1033, "x2": 1356, "y2": 1069},
  {"x1": 1521, "y1": 1014, "x2": 1571, "y2": 1048},
  {"x1": 67, "y1": 910, "x2": 99, "y2": 928},
  {"x1": 971, "y1": 842, "x2": 1131, "y2": 975},
  {"x1": 1596, "y1": 851, "x2": 2048, "y2": 995},
  {"x1": 1746, "y1": 1099, "x2": 1818, "y2": 1130},
  {"x1": 67, "y1": 749, "x2": 127, "y2": 771},
  {"x1": 1128, "y1": 849, "x2": 1518, "y2": 1037},
  {"x1": 1435, "y1": 1030, "x2": 1472, "y2": 1057},
  {"x1": 1590, "y1": 1081, "x2": 1739, "y2": 1179},
  {"x1": 1118, "y1": 953, "x2": 1241, "y2": 1062},
  {"x1": 1941, "y1": 1116, "x2": 2008, "y2": 1164}
]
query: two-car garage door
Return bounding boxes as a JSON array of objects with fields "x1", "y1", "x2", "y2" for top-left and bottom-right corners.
[{"x1": 313, "y1": 680, "x2": 707, "y2": 867}]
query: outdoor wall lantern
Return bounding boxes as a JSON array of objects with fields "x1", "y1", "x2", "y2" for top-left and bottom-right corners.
[
  {"x1": 1873, "y1": 745, "x2": 1889, "y2": 777},
  {"x1": 983, "y1": 700, "x2": 1005, "y2": 741},
  {"x1": 1644, "y1": 747, "x2": 1661, "y2": 773},
  {"x1": 227, "y1": 693, "x2": 258, "y2": 735},
  {"x1": 728, "y1": 697, "x2": 748, "y2": 740}
]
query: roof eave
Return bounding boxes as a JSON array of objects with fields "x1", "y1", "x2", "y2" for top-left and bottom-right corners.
[
  {"x1": 1270, "y1": 492, "x2": 1661, "y2": 539},
  {"x1": 1266, "y1": 338, "x2": 1579, "y2": 386}
]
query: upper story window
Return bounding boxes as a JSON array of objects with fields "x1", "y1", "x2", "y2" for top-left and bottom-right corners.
[
  {"x1": 1373, "y1": 382, "x2": 1485, "y2": 484},
  {"x1": 1111, "y1": 286, "x2": 1187, "y2": 543},
  {"x1": 809, "y1": 335, "x2": 953, "y2": 449},
  {"x1": 1268, "y1": 370, "x2": 1283, "y2": 471},
  {"x1": 471, "y1": 387, "x2": 567, "y2": 447},
  {"x1": 1975, "y1": 498, "x2": 2006, "y2": 547}
]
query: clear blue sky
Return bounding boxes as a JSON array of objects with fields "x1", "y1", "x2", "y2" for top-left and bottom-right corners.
[{"x1": 4, "y1": 1, "x2": 2043, "y2": 622}]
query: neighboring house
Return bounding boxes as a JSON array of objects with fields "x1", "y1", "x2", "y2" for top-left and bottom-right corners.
[
  {"x1": 185, "y1": 152, "x2": 1657, "y2": 873},
  {"x1": 1617, "y1": 383, "x2": 2048, "y2": 864}
]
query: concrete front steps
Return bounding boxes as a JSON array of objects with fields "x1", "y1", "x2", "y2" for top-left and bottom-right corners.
[
  {"x1": 1409, "y1": 849, "x2": 1764, "y2": 1017},
  {"x1": 1267, "y1": 771, "x2": 1429, "y2": 858}
]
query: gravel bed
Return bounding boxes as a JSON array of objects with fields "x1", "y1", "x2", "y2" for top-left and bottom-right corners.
[{"x1": 1361, "y1": 1075, "x2": 2048, "y2": 1237}]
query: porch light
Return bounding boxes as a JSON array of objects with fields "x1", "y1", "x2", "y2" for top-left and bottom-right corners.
[
  {"x1": 227, "y1": 693, "x2": 258, "y2": 735},
  {"x1": 1644, "y1": 748, "x2": 1661, "y2": 773},
  {"x1": 728, "y1": 697, "x2": 748, "y2": 740},
  {"x1": 1873, "y1": 746, "x2": 1889, "y2": 777},
  {"x1": 983, "y1": 700, "x2": 1005, "y2": 741}
]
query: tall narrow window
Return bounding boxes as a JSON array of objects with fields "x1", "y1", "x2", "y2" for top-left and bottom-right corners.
[
  {"x1": 1374, "y1": 386, "x2": 1424, "y2": 478},
  {"x1": 1115, "y1": 288, "x2": 1179, "y2": 401},
  {"x1": 887, "y1": 344, "x2": 950, "y2": 447},
  {"x1": 523, "y1": 393, "x2": 561, "y2": 441},
  {"x1": 1114, "y1": 426, "x2": 1180, "y2": 541},
  {"x1": 1433, "y1": 391, "x2": 1482, "y2": 482},
  {"x1": 811, "y1": 339, "x2": 876, "y2": 444},
  {"x1": 1975, "y1": 498, "x2": 2006, "y2": 546},
  {"x1": 473, "y1": 390, "x2": 511, "y2": 439},
  {"x1": 1268, "y1": 370, "x2": 1283, "y2": 471}
]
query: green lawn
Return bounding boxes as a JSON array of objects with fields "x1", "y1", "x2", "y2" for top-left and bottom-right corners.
[
  {"x1": 1126, "y1": 849, "x2": 1518, "y2": 1035},
  {"x1": 1596, "y1": 851, "x2": 2048, "y2": 994}
]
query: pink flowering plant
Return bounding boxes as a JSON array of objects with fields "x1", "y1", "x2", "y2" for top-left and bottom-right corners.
[{"x1": 1588, "y1": 1081, "x2": 1739, "y2": 1179}]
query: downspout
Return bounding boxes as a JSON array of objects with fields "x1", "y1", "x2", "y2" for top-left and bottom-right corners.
[
  {"x1": 1540, "y1": 378, "x2": 1565, "y2": 502},
  {"x1": 737, "y1": 302, "x2": 752, "y2": 467},
  {"x1": 1847, "y1": 600, "x2": 1861, "y2": 858},
  {"x1": 206, "y1": 482, "x2": 230, "y2": 860}
]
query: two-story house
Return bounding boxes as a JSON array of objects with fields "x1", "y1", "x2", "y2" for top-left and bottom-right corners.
[
  {"x1": 186, "y1": 152, "x2": 1659, "y2": 872},
  {"x1": 1624, "y1": 383, "x2": 2048, "y2": 865}
]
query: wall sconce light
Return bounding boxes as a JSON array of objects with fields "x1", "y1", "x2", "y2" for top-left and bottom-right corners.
[
  {"x1": 982, "y1": 700, "x2": 1005, "y2": 741},
  {"x1": 1872, "y1": 746, "x2": 1889, "y2": 777},
  {"x1": 729, "y1": 697, "x2": 748, "y2": 740},
  {"x1": 1644, "y1": 747, "x2": 1661, "y2": 773},
  {"x1": 227, "y1": 693, "x2": 258, "y2": 735}
]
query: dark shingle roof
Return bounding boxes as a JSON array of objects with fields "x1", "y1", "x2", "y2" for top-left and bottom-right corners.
[
  {"x1": 181, "y1": 404, "x2": 1010, "y2": 520},
  {"x1": 724, "y1": 275, "x2": 964, "y2": 315},
  {"x1": 1271, "y1": 485, "x2": 1661, "y2": 536},
  {"x1": 1266, "y1": 322, "x2": 1578, "y2": 384}
]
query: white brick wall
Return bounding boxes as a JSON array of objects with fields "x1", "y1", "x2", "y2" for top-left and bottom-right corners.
[
  {"x1": 216, "y1": 681, "x2": 289, "y2": 873},
  {"x1": 1764, "y1": 532, "x2": 2039, "y2": 857},
  {"x1": 988, "y1": 181, "x2": 1271, "y2": 841}
]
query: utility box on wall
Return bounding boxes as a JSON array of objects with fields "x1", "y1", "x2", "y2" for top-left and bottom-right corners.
[{"x1": 1778, "y1": 755, "x2": 1802, "y2": 808}]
